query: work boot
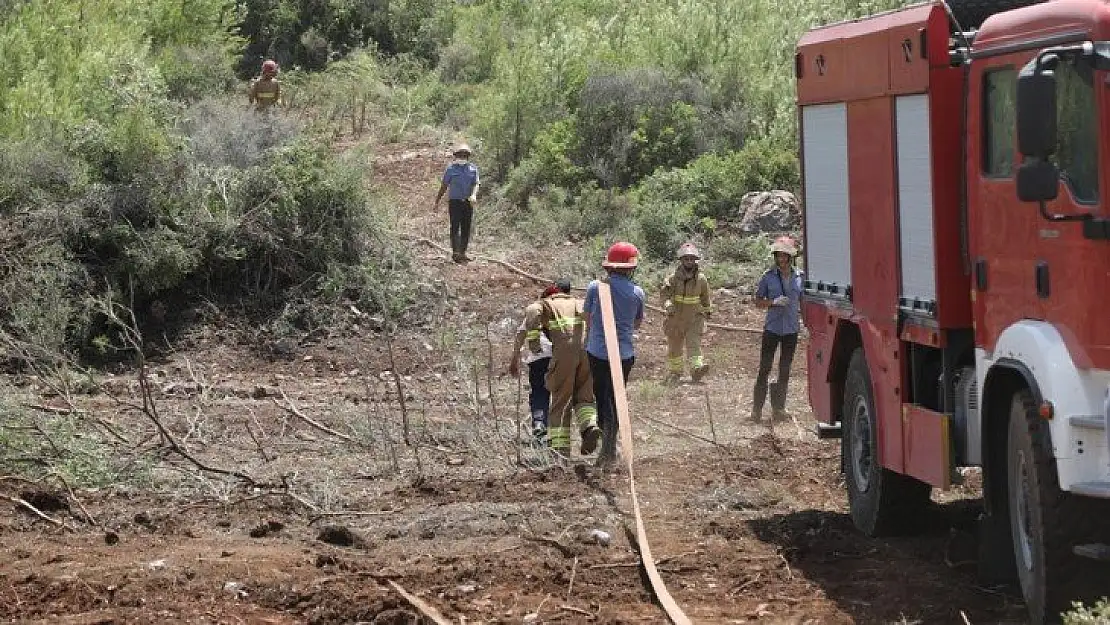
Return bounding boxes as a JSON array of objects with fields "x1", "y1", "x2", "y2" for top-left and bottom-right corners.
[
  {"x1": 664, "y1": 371, "x2": 682, "y2": 385},
  {"x1": 750, "y1": 407, "x2": 763, "y2": 422},
  {"x1": 580, "y1": 425, "x2": 602, "y2": 455},
  {"x1": 772, "y1": 408, "x2": 789, "y2": 422},
  {"x1": 691, "y1": 364, "x2": 709, "y2": 383},
  {"x1": 532, "y1": 424, "x2": 548, "y2": 444}
]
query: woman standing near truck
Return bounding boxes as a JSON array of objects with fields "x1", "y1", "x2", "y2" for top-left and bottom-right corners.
[{"x1": 751, "y1": 236, "x2": 803, "y2": 422}]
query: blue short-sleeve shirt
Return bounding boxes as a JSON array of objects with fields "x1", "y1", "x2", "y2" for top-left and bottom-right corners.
[
  {"x1": 583, "y1": 274, "x2": 645, "y2": 361},
  {"x1": 756, "y1": 267, "x2": 804, "y2": 335},
  {"x1": 442, "y1": 162, "x2": 480, "y2": 200}
]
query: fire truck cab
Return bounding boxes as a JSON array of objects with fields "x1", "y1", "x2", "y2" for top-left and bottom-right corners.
[{"x1": 796, "y1": 0, "x2": 1110, "y2": 622}]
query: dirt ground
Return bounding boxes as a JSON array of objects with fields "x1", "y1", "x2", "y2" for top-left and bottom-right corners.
[{"x1": 0, "y1": 138, "x2": 1034, "y2": 624}]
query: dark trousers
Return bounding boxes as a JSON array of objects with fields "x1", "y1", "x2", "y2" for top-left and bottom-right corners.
[
  {"x1": 753, "y1": 331, "x2": 798, "y2": 412},
  {"x1": 589, "y1": 353, "x2": 635, "y2": 461},
  {"x1": 528, "y1": 358, "x2": 551, "y2": 424},
  {"x1": 448, "y1": 199, "x2": 473, "y2": 256}
]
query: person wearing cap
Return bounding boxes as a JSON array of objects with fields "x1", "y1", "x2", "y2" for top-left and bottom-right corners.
[
  {"x1": 583, "y1": 242, "x2": 646, "y2": 467},
  {"x1": 521, "y1": 278, "x2": 601, "y2": 461},
  {"x1": 661, "y1": 242, "x2": 712, "y2": 383},
  {"x1": 434, "y1": 143, "x2": 481, "y2": 263},
  {"x1": 508, "y1": 281, "x2": 566, "y2": 442},
  {"x1": 751, "y1": 236, "x2": 804, "y2": 422}
]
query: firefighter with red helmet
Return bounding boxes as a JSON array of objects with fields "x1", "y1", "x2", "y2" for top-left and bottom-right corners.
[
  {"x1": 752, "y1": 235, "x2": 804, "y2": 422},
  {"x1": 583, "y1": 241, "x2": 646, "y2": 467},
  {"x1": 521, "y1": 279, "x2": 601, "y2": 460},
  {"x1": 248, "y1": 59, "x2": 282, "y2": 111},
  {"x1": 661, "y1": 242, "x2": 712, "y2": 383}
]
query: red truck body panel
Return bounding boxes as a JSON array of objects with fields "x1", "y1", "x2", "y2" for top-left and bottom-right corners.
[
  {"x1": 796, "y1": 1, "x2": 970, "y2": 480},
  {"x1": 968, "y1": 0, "x2": 1110, "y2": 370}
]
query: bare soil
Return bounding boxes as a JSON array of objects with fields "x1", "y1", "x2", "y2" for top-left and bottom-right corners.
[{"x1": 0, "y1": 137, "x2": 1032, "y2": 624}]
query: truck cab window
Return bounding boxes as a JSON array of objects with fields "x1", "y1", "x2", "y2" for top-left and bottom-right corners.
[
  {"x1": 983, "y1": 68, "x2": 1016, "y2": 177},
  {"x1": 1055, "y1": 59, "x2": 1098, "y2": 204}
]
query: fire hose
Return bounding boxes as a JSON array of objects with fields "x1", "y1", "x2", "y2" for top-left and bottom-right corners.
[{"x1": 597, "y1": 280, "x2": 693, "y2": 625}]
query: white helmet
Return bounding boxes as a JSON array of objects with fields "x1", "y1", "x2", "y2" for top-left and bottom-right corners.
[{"x1": 676, "y1": 242, "x2": 700, "y2": 259}]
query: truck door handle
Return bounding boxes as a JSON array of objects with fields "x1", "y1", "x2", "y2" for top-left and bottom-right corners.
[{"x1": 1035, "y1": 261, "x2": 1050, "y2": 299}]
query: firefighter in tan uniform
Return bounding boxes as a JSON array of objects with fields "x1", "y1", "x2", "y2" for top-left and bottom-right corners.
[
  {"x1": 248, "y1": 60, "x2": 282, "y2": 111},
  {"x1": 523, "y1": 284, "x2": 602, "y2": 459},
  {"x1": 661, "y1": 243, "x2": 712, "y2": 383}
]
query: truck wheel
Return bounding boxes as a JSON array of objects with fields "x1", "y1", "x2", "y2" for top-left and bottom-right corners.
[
  {"x1": 843, "y1": 347, "x2": 931, "y2": 536},
  {"x1": 946, "y1": 0, "x2": 1046, "y2": 30},
  {"x1": 1006, "y1": 389, "x2": 1110, "y2": 625}
]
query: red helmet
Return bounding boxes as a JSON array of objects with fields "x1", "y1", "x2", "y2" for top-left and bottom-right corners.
[
  {"x1": 602, "y1": 242, "x2": 639, "y2": 269},
  {"x1": 262, "y1": 59, "x2": 279, "y2": 76}
]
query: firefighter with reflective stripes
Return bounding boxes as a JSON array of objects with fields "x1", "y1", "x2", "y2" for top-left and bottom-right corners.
[
  {"x1": 523, "y1": 282, "x2": 602, "y2": 459},
  {"x1": 248, "y1": 59, "x2": 282, "y2": 111},
  {"x1": 508, "y1": 282, "x2": 566, "y2": 442},
  {"x1": 660, "y1": 242, "x2": 712, "y2": 383}
]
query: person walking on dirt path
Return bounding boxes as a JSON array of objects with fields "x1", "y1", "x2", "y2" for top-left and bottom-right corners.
[
  {"x1": 661, "y1": 242, "x2": 712, "y2": 384},
  {"x1": 509, "y1": 281, "x2": 569, "y2": 443},
  {"x1": 583, "y1": 242, "x2": 646, "y2": 468},
  {"x1": 522, "y1": 278, "x2": 601, "y2": 461},
  {"x1": 248, "y1": 59, "x2": 282, "y2": 112},
  {"x1": 751, "y1": 236, "x2": 804, "y2": 423},
  {"x1": 434, "y1": 143, "x2": 480, "y2": 264}
]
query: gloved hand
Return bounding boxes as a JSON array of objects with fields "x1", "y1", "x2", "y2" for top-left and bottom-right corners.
[{"x1": 772, "y1": 295, "x2": 789, "y2": 307}]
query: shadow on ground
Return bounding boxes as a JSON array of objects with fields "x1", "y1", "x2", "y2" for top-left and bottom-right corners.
[{"x1": 747, "y1": 499, "x2": 1030, "y2": 624}]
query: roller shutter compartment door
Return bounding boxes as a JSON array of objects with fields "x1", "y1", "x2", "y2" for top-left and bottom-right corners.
[
  {"x1": 801, "y1": 102, "x2": 851, "y2": 295},
  {"x1": 894, "y1": 93, "x2": 937, "y2": 308}
]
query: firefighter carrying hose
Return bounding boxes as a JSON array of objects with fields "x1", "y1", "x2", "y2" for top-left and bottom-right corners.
[
  {"x1": 660, "y1": 242, "x2": 712, "y2": 383},
  {"x1": 523, "y1": 281, "x2": 602, "y2": 460}
]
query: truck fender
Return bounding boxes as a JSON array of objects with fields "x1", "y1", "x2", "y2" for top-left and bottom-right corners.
[{"x1": 978, "y1": 320, "x2": 1110, "y2": 501}]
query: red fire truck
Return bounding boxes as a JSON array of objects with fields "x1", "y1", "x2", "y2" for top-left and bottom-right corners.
[{"x1": 796, "y1": 0, "x2": 1110, "y2": 622}]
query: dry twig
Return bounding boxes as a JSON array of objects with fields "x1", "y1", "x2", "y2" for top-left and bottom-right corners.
[
  {"x1": 4, "y1": 495, "x2": 65, "y2": 528},
  {"x1": 387, "y1": 580, "x2": 452, "y2": 625}
]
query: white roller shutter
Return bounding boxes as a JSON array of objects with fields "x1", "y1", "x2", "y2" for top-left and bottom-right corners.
[
  {"x1": 801, "y1": 103, "x2": 851, "y2": 296},
  {"x1": 895, "y1": 93, "x2": 937, "y2": 310}
]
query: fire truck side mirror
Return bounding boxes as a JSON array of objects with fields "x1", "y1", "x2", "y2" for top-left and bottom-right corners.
[
  {"x1": 1016, "y1": 57, "x2": 1057, "y2": 158},
  {"x1": 1016, "y1": 159, "x2": 1059, "y2": 203}
]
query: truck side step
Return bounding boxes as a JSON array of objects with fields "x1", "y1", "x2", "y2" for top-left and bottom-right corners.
[
  {"x1": 1070, "y1": 481, "x2": 1110, "y2": 498},
  {"x1": 815, "y1": 422, "x2": 842, "y2": 439},
  {"x1": 1074, "y1": 543, "x2": 1110, "y2": 562},
  {"x1": 1070, "y1": 415, "x2": 1106, "y2": 430}
]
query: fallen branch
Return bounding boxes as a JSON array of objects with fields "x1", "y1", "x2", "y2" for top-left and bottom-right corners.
[
  {"x1": 273, "y1": 388, "x2": 362, "y2": 447},
  {"x1": 560, "y1": 605, "x2": 595, "y2": 618},
  {"x1": 45, "y1": 471, "x2": 98, "y2": 527},
  {"x1": 403, "y1": 234, "x2": 764, "y2": 334},
  {"x1": 4, "y1": 495, "x2": 65, "y2": 528},
  {"x1": 388, "y1": 580, "x2": 453, "y2": 625},
  {"x1": 636, "y1": 412, "x2": 722, "y2": 447}
]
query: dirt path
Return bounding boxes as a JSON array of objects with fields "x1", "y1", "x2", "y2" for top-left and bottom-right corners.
[{"x1": 0, "y1": 137, "x2": 1031, "y2": 624}]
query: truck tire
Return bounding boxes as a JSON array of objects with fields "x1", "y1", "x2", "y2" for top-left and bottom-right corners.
[
  {"x1": 842, "y1": 347, "x2": 931, "y2": 536},
  {"x1": 1006, "y1": 390, "x2": 1110, "y2": 625},
  {"x1": 945, "y1": 0, "x2": 1046, "y2": 30}
]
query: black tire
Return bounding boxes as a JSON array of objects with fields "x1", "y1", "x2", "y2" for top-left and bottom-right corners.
[
  {"x1": 1006, "y1": 390, "x2": 1110, "y2": 625},
  {"x1": 946, "y1": 0, "x2": 1046, "y2": 30},
  {"x1": 842, "y1": 347, "x2": 932, "y2": 536}
]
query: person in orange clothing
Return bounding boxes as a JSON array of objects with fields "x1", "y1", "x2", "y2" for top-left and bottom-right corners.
[{"x1": 660, "y1": 242, "x2": 712, "y2": 384}]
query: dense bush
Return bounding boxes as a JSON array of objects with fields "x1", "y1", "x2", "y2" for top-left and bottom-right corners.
[{"x1": 633, "y1": 139, "x2": 799, "y2": 221}]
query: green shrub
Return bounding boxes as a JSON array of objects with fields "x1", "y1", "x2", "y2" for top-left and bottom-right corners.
[{"x1": 634, "y1": 139, "x2": 799, "y2": 222}]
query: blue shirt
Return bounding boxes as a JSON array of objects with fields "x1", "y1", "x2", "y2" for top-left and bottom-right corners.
[
  {"x1": 583, "y1": 274, "x2": 645, "y2": 361},
  {"x1": 442, "y1": 161, "x2": 480, "y2": 200},
  {"x1": 756, "y1": 266, "x2": 804, "y2": 335}
]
